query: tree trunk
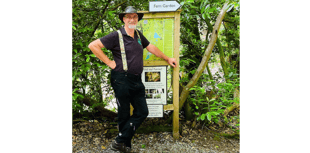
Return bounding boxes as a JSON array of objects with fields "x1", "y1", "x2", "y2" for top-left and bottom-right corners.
[
  {"x1": 206, "y1": 64, "x2": 213, "y2": 80},
  {"x1": 79, "y1": 94, "x2": 117, "y2": 120},
  {"x1": 179, "y1": 2, "x2": 230, "y2": 111},
  {"x1": 184, "y1": 100, "x2": 194, "y2": 120},
  {"x1": 217, "y1": 38, "x2": 229, "y2": 80},
  {"x1": 203, "y1": 11, "x2": 229, "y2": 81}
]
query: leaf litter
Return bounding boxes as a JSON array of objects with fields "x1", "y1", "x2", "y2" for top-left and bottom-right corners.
[{"x1": 72, "y1": 115, "x2": 240, "y2": 153}]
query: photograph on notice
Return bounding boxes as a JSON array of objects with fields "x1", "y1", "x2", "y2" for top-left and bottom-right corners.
[
  {"x1": 153, "y1": 94, "x2": 161, "y2": 99},
  {"x1": 146, "y1": 93, "x2": 152, "y2": 99},
  {"x1": 157, "y1": 88, "x2": 164, "y2": 94},
  {"x1": 150, "y1": 89, "x2": 157, "y2": 94},
  {"x1": 145, "y1": 72, "x2": 160, "y2": 82},
  {"x1": 145, "y1": 89, "x2": 149, "y2": 94}
]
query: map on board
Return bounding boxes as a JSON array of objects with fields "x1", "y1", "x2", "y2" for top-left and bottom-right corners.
[{"x1": 137, "y1": 18, "x2": 174, "y2": 61}]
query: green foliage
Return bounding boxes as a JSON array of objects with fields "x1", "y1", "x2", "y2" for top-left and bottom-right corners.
[
  {"x1": 72, "y1": 88, "x2": 84, "y2": 117},
  {"x1": 188, "y1": 68, "x2": 239, "y2": 124},
  {"x1": 72, "y1": 0, "x2": 119, "y2": 118},
  {"x1": 190, "y1": 85, "x2": 223, "y2": 124},
  {"x1": 178, "y1": 0, "x2": 239, "y2": 125}
]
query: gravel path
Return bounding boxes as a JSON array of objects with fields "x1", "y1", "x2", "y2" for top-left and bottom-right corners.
[
  {"x1": 73, "y1": 134, "x2": 239, "y2": 153},
  {"x1": 72, "y1": 120, "x2": 239, "y2": 153}
]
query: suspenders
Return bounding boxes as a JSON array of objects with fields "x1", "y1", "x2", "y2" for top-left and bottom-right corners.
[
  {"x1": 117, "y1": 30, "x2": 128, "y2": 71},
  {"x1": 116, "y1": 29, "x2": 142, "y2": 72}
]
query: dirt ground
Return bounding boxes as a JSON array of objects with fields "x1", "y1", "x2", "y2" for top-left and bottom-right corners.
[{"x1": 72, "y1": 117, "x2": 240, "y2": 153}]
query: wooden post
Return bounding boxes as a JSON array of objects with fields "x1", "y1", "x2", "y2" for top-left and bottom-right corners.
[{"x1": 172, "y1": 10, "x2": 180, "y2": 139}]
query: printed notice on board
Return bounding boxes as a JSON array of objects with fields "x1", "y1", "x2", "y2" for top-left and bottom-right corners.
[
  {"x1": 147, "y1": 105, "x2": 163, "y2": 118},
  {"x1": 142, "y1": 66, "x2": 167, "y2": 105}
]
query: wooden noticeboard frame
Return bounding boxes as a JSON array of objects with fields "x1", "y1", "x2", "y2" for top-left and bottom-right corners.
[{"x1": 129, "y1": 10, "x2": 181, "y2": 139}]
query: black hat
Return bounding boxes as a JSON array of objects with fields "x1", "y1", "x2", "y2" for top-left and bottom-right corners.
[{"x1": 119, "y1": 6, "x2": 144, "y2": 23}]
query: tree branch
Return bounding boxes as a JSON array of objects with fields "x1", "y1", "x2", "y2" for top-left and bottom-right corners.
[
  {"x1": 179, "y1": 2, "x2": 230, "y2": 110},
  {"x1": 202, "y1": 10, "x2": 229, "y2": 80},
  {"x1": 216, "y1": 37, "x2": 229, "y2": 80},
  {"x1": 90, "y1": 0, "x2": 112, "y2": 40}
]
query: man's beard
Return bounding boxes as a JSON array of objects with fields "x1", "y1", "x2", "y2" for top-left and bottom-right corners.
[{"x1": 128, "y1": 23, "x2": 136, "y2": 29}]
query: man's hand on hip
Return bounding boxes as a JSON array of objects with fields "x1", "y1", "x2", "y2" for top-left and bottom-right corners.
[{"x1": 108, "y1": 60, "x2": 116, "y2": 69}]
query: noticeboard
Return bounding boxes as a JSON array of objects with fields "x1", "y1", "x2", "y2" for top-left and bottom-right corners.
[
  {"x1": 135, "y1": 10, "x2": 181, "y2": 139},
  {"x1": 142, "y1": 66, "x2": 167, "y2": 105}
]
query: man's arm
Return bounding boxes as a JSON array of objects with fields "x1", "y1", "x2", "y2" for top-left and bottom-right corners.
[
  {"x1": 88, "y1": 39, "x2": 116, "y2": 69},
  {"x1": 146, "y1": 44, "x2": 177, "y2": 68}
]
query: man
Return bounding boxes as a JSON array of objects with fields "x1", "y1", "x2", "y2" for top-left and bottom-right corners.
[{"x1": 88, "y1": 6, "x2": 177, "y2": 153}]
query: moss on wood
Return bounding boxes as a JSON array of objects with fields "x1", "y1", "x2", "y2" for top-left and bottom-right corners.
[{"x1": 136, "y1": 125, "x2": 173, "y2": 134}]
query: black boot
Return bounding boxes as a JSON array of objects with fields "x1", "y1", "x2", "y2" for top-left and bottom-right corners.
[{"x1": 111, "y1": 140, "x2": 132, "y2": 153}]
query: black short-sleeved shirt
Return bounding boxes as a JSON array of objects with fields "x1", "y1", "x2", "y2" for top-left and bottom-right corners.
[{"x1": 100, "y1": 27, "x2": 150, "y2": 75}]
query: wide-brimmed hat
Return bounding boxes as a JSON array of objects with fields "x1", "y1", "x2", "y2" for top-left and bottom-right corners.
[{"x1": 119, "y1": 6, "x2": 144, "y2": 23}]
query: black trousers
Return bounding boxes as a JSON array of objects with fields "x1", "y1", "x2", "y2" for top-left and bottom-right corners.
[{"x1": 111, "y1": 70, "x2": 149, "y2": 148}]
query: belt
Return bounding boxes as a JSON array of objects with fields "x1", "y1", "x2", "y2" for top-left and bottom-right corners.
[{"x1": 112, "y1": 69, "x2": 141, "y2": 80}]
